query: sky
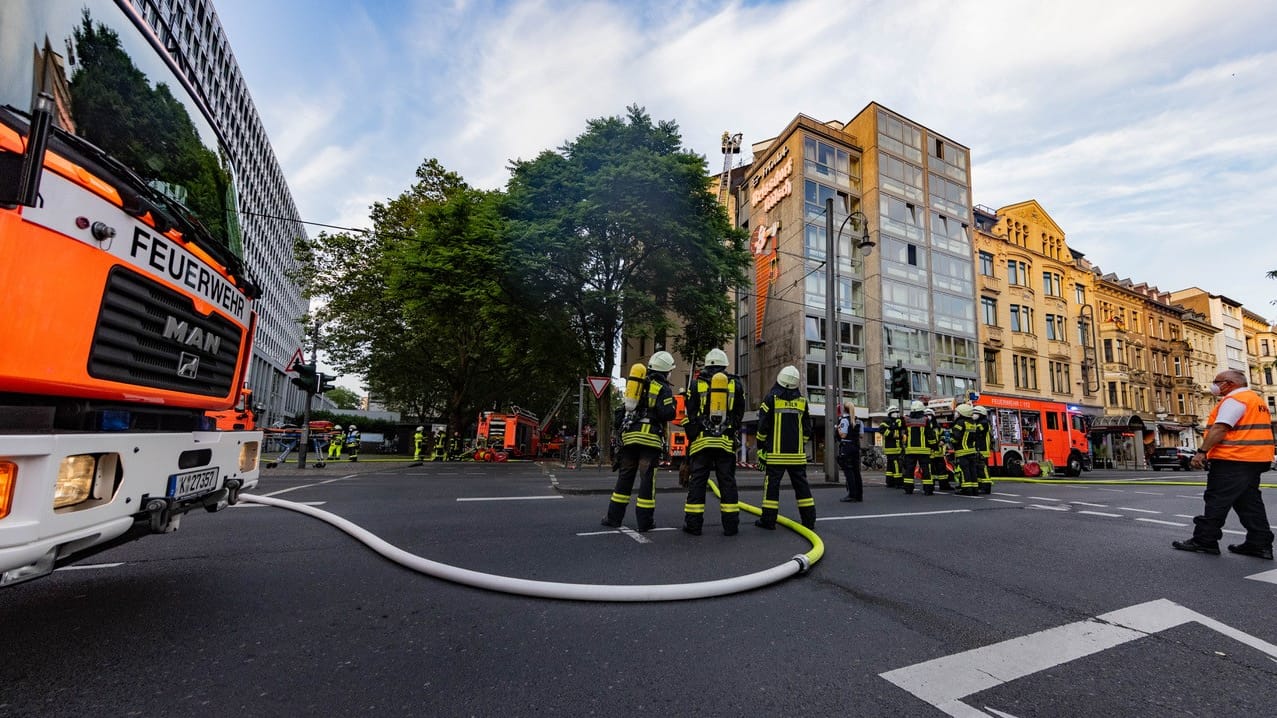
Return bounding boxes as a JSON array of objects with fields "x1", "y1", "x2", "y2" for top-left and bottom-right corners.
[{"x1": 212, "y1": 0, "x2": 1277, "y2": 388}]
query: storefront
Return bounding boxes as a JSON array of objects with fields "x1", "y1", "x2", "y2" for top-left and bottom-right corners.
[{"x1": 1088, "y1": 414, "x2": 1147, "y2": 470}]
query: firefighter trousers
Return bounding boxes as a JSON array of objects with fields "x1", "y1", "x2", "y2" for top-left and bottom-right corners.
[
  {"x1": 327, "y1": 441, "x2": 342, "y2": 459},
  {"x1": 955, "y1": 453, "x2": 982, "y2": 493},
  {"x1": 605, "y1": 445, "x2": 661, "y2": 531},
  {"x1": 758, "y1": 463, "x2": 815, "y2": 529},
  {"x1": 900, "y1": 453, "x2": 933, "y2": 494},
  {"x1": 683, "y1": 448, "x2": 740, "y2": 535},
  {"x1": 885, "y1": 450, "x2": 903, "y2": 487}
]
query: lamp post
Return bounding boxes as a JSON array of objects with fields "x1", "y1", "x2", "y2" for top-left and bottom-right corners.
[{"x1": 823, "y1": 197, "x2": 875, "y2": 479}]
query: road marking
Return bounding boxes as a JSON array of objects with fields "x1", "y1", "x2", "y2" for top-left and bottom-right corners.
[
  {"x1": 880, "y1": 598, "x2": 1277, "y2": 718},
  {"x1": 1077, "y1": 510, "x2": 1123, "y2": 518},
  {"x1": 234, "y1": 500, "x2": 326, "y2": 508},
  {"x1": 456, "y1": 495, "x2": 564, "y2": 502},
  {"x1": 1026, "y1": 496, "x2": 1061, "y2": 502},
  {"x1": 1223, "y1": 529, "x2": 1247, "y2": 536},
  {"x1": 820, "y1": 509, "x2": 972, "y2": 522},
  {"x1": 1247, "y1": 569, "x2": 1277, "y2": 585},
  {"x1": 1028, "y1": 504, "x2": 1069, "y2": 511},
  {"x1": 1094, "y1": 488, "x2": 1125, "y2": 493},
  {"x1": 55, "y1": 562, "x2": 124, "y2": 572},
  {"x1": 262, "y1": 475, "x2": 355, "y2": 497},
  {"x1": 578, "y1": 527, "x2": 676, "y2": 541},
  {"x1": 1136, "y1": 518, "x2": 1188, "y2": 527},
  {"x1": 1177, "y1": 495, "x2": 1201, "y2": 500},
  {"x1": 1133, "y1": 491, "x2": 1162, "y2": 496},
  {"x1": 1117, "y1": 507, "x2": 1161, "y2": 514},
  {"x1": 619, "y1": 527, "x2": 652, "y2": 544},
  {"x1": 1069, "y1": 501, "x2": 1108, "y2": 508},
  {"x1": 993, "y1": 492, "x2": 1020, "y2": 497},
  {"x1": 1174, "y1": 514, "x2": 1195, "y2": 519},
  {"x1": 989, "y1": 498, "x2": 1022, "y2": 504}
]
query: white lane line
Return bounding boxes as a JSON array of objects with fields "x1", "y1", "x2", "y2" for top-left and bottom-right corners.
[
  {"x1": 55, "y1": 562, "x2": 124, "y2": 572},
  {"x1": 1028, "y1": 504, "x2": 1069, "y2": 511},
  {"x1": 989, "y1": 498, "x2": 1022, "y2": 504},
  {"x1": 1069, "y1": 501, "x2": 1108, "y2": 508},
  {"x1": 1176, "y1": 495, "x2": 1201, "y2": 500},
  {"x1": 1026, "y1": 496, "x2": 1061, "y2": 502},
  {"x1": 1136, "y1": 518, "x2": 1188, "y2": 527},
  {"x1": 880, "y1": 599, "x2": 1277, "y2": 717},
  {"x1": 993, "y1": 492, "x2": 1021, "y2": 497},
  {"x1": 1133, "y1": 491, "x2": 1162, "y2": 496},
  {"x1": 618, "y1": 527, "x2": 652, "y2": 544},
  {"x1": 1077, "y1": 510, "x2": 1123, "y2": 518},
  {"x1": 820, "y1": 509, "x2": 972, "y2": 522},
  {"x1": 1247, "y1": 569, "x2": 1277, "y2": 585},
  {"x1": 577, "y1": 527, "x2": 676, "y2": 538},
  {"x1": 262, "y1": 475, "x2": 356, "y2": 497},
  {"x1": 1174, "y1": 514, "x2": 1195, "y2": 519},
  {"x1": 1223, "y1": 529, "x2": 1247, "y2": 536},
  {"x1": 234, "y1": 500, "x2": 326, "y2": 508},
  {"x1": 1094, "y1": 488, "x2": 1126, "y2": 493},
  {"x1": 1117, "y1": 507, "x2": 1161, "y2": 514},
  {"x1": 456, "y1": 495, "x2": 564, "y2": 502}
]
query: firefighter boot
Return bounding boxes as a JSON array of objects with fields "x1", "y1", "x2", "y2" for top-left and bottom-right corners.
[
  {"x1": 755, "y1": 508, "x2": 778, "y2": 530},
  {"x1": 635, "y1": 506, "x2": 655, "y2": 533},
  {"x1": 798, "y1": 505, "x2": 817, "y2": 531},
  {"x1": 682, "y1": 512, "x2": 703, "y2": 536},
  {"x1": 722, "y1": 511, "x2": 739, "y2": 536},
  {"x1": 601, "y1": 495, "x2": 628, "y2": 528},
  {"x1": 979, "y1": 479, "x2": 993, "y2": 495}
]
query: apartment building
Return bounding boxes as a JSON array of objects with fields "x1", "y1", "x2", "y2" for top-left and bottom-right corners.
[
  {"x1": 129, "y1": 0, "x2": 309, "y2": 424},
  {"x1": 1170, "y1": 288, "x2": 1247, "y2": 374},
  {"x1": 1243, "y1": 309, "x2": 1277, "y2": 423},
  {"x1": 1179, "y1": 309, "x2": 1220, "y2": 444}
]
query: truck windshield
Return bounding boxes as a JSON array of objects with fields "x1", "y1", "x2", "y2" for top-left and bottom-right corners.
[{"x1": 0, "y1": 0, "x2": 243, "y2": 260}]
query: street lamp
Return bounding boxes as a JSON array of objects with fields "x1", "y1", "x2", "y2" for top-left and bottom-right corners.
[{"x1": 822, "y1": 198, "x2": 876, "y2": 479}]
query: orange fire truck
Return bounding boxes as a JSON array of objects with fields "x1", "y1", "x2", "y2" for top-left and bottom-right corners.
[
  {"x1": 0, "y1": 1, "x2": 261, "y2": 585},
  {"x1": 973, "y1": 394, "x2": 1090, "y2": 477}
]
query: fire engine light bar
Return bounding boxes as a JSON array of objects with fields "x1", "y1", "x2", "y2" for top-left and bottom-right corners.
[
  {"x1": 0, "y1": 461, "x2": 16, "y2": 519},
  {"x1": 53, "y1": 455, "x2": 96, "y2": 509},
  {"x1": 239, "y1": 442, "x2": 259, "y2": 473},
  {"x1": 100, "y1": 410, "x2": 130, "y2": 432}
]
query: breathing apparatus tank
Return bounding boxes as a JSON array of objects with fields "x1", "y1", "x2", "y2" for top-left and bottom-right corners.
[
  {"x1": 707, "y1": 371, "x2": 729, "y2": 435},
  {"x1": 621, "y1": 362, "x2": 648, "y2": 431}
]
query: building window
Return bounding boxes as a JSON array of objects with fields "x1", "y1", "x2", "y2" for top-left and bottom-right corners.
[
  {"x1": 1045, "y1": 314, "x2": 1067, "y2": 342},
  {"x1": 1107, "y1": 381, "x2": 1118, "y2": 406},
  {"x1": 1263, "y1": 339, "x2": 1271, "y2": 356},
  {"x1": 1177, "y1": 393, "x2": 1186, "y2": 414},
  {"x1": 979, "y1": 251, "x2": 994, "y2": 276},
  {"x1": 1049, "y1": 360, "x2": 1071, "y2": 394},
  {"x1": 984, "y1": 349, "x2": 1000, "y2": 384},
  {"x1": 1075, "y1": 284, "x2": 1086, "y2": 304},
  {"x1": 1007, "y1": 260, "x2": 1029, "y2": 287},
  {"x1": 1013, "y1": 355, "x2": 1038, "y2": 390},
  {"x1": 1042, "y1": 271, "x2": 1063, "y2": 298},
  {"x1": 1266, "y1": 367, "x2": 1274, "y2": 385},
  {"x1": 1009, "y1": 304, "x2": 1033, "y2": 333},
  {"x1": 982, "y1": 296, "x2": 997, "y2": 326},
  {"x1": 1103, "y1": 338, "x2": 1113, "y2": 362},
  {"x1": 1173, "y1": 356, "x2": 1182, "y2": 376}
]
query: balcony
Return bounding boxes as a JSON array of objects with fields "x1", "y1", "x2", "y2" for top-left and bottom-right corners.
[
  {"x1": 1046, "y1": 339, "x2": 1071, "y2": 359},
  {"x1": 980, "y1": 275, "x2": 1003, "y2": 294},
  {"x1": 1011, "y1": 332, "x2": 1039, "y2": 351},
  {"x1": 986, "y1": 325, "x2": 1004, "y2": 346},
  {"x1": 1174, "y1": 376, "x2": 1195, "y2": 387}
]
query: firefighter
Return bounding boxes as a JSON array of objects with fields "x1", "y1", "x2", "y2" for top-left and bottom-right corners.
[
  {"x1": 413, "y1": 426, "x2": 425, "y2": 463},
  {"x1": 601, "y1": 351, "x2": 677, "y2": 532},
  {"x1": 950, "y1": 403, "x2": 983, "y2": 496},
  {"x1": 345, "y1": 424, "x2": 361, "y2": 462},
  {"x1": 837, "y1": 401, "x2": 863, "y2": 502},
  {"x1": 927, "y1": 408, "x2": 952, "y2": 490},
  {"x1": 681, "y1": 348, "x2": 746, "y2": 536},
  {"x1": 901, "y1": 401, "x2": 936, "y2": 495},
  {"x1": 755, "y1": 365, "x2": 816, "y2": 530},
  {"x1": 327, "y1": 424, "x2": 344, "y2": 460},
  {"x1": 448, "y1": 431, "x2": 463, "y2": 461},
  {"x1": 431, "y1": 430, "x2": 447, "y2": 461},
  {"x1": 972, "y1": 405, "x2": 994, "y2": 494},
  {"x1": 882, "y1": 407, "x2": 903, "y2": 488}
]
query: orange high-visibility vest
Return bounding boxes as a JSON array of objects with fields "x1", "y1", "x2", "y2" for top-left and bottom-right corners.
[{"x1": 1207, "y1": 389, "x2": 1276, "y2": 462}]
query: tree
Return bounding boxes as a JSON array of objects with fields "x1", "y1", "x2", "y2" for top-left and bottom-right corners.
[
  {"x1": 323, "y1": 387, "x2": 361, "y2": 410},
  {"x1": 503, "y1": 105, "x2": 750, "y2": 443}
]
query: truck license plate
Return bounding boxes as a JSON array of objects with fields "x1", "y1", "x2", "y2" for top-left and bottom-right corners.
[{"x1": 168, "y1": 467, "x2": 220, "y2": 500}]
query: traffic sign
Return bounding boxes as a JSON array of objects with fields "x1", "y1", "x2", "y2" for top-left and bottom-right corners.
[
  {"x1": 586, "y1": 376, "x2": 611, "y2": 399},
  {"x1": 286, "y1": 348, "x2": 305, "y2": 373}
]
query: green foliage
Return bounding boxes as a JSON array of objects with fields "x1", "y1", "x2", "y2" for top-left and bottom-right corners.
[{"x1": 323, "y1": 387, "x2": 361, "y2": 410}]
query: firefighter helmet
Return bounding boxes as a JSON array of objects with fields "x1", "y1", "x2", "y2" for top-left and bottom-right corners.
[
  {"x1": 349, "y1": 424, "x2": 357, "y2": 431},
  {"x1": 648, "y1": 351, "x2": 675, "y2": 373},
  {"x1": 909, "y1": 400, "x2": 925, "y2": 413},
  {"x1": 416, "y1": 426, "x2": 424, "y2": 432},
  {"x1": 972, "y1": 405, "x2": 989, "y2": 416},
  {"x1": 956, "y1": 403, "x2": 974, "y2": 417},
  {"x1": 887, "y1": 407, "x2": 901, "y2": 417},
  {"x1": 777, "y1": 365, "x2": 801, "y2": 389},
  {"x1": 333, "y1": 424, "x2": 343, "y2": 431},
  {"x1": 704, "y1": 348, "x2": 728, "y2": 368}
]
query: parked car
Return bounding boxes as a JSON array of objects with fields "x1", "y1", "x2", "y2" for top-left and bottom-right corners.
[{"x1": 1150, "y1": 446, "x2": 1195, "y2": 471}]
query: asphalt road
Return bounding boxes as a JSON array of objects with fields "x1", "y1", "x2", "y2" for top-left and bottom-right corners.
[{"x1": 2, "y1": 460, "x2": 1275, "y2": 717}]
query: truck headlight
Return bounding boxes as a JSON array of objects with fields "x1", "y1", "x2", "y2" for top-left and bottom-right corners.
[
  {"x1": 54, "y1": 455, "x2": 97, "y2": 508},
  {"x1": 1, "y1": 461, "x2": 16, "y2": 519},
  {"x1": 239, "y1": 441, "x2": 259, "y2": 472}
]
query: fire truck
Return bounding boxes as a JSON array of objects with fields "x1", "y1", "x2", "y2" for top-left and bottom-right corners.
[
  {"x1": 972, "y1": 394, "x2": 1090, "y2": 477},
  {"x1": 0, "y1": 1, "x2": 262, "y2": 585},
  {"x1": 666, "y1": 393, "x2": 688, "y2": 466}
]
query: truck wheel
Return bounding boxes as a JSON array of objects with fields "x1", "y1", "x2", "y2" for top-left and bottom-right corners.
[
  {"x1": 1003, "y1": 454, "x2": 1023, "y2": 477},
  {"x1": 1065, "y1": 455, "x2": 1083, "y2": 477}
]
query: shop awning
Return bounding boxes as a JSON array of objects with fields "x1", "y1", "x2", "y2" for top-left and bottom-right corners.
[
  {"x1": 1156, "y1": 421, "x2": 1190, "y2": 432},
  {"x1": 1090, "y1": 414, "x2": 1145, "y2": 429}
]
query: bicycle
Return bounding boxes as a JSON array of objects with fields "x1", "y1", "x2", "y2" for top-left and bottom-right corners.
[
  {"x1": 861, "y1": 446, "x2": 886, "y2": 470},
  {"x1": 568, "y1": 444, "x2": 601, "y2": 464}
]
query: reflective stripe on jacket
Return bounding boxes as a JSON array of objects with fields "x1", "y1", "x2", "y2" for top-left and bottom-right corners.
[
  {"x1": 1207, "y1": 390, "x2": 1276, "y2": 462},
  {"x1": 756, "y1": 388, "x2": 810, "y2": 465},
  {"x1": 622, "y1": 377, "x2": 676, "y2": 449},
  {"x1": 684, "y1": 372, "x2": 745, "y2": 454}
]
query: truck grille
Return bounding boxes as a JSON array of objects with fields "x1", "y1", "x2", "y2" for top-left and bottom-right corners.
[{"x1": 88, "y1": 266, "x2": 243, "y2": 397}]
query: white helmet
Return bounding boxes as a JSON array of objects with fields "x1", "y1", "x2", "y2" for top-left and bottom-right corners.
[
  {"x1": 777, "y1": 365, "x2": 801, "y2": 389},
  {"x1": 887, "y1": 407, "x2": 901, "y2": 417},
  {"x1": 333, "y1": 424, "x2": 343, "y2": 430},
  {"x1": 349, "y1": 424, "x2": 357, "y2": 431},
  {"x1": 956, "y1": 403, "x2": 974, "y2": 417},
  {"x1": 648, "y1": 351, "x2": 675, "y2": 373},
  {"x1": 909, "y1": 400, "x2": 925, "y2": 412},
  {"x1": 924, "y1": 408, "x2": 935, "y2": 416},
  {"x1": 416, "y1": 426, "x2": 424, "y2": 432},
  {"x1": 972, "y1": 405, "x2": 989, "y2": 416},
  {"x1": 704, "y1": 348, "x2": 728, "y2": 368}
]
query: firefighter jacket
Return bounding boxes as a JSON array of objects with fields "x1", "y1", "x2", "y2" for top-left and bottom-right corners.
[
  {"x1": 950, "y1": 416, "x2": 981, "y2": 457},
  {"x1": 973, "y1": 418, "x2": 991, "y2": 456},
  {"x1": 1207, "y1": 389, "x2": 1277, "y2": 462},
  {"x1": 756, "y1": 384, "x2": 811, "y2": 465},
  {"x1": 621, "y1": 375, "x2": 676, "y2": 450},
  {"x1": 881, "y1": 416, "x2": 902, "y2": 453},
  {"x1": 683, "y1": 369, "x2": 746, "y2": 454},
  {"x1": 902, "y1": 412, "x2": 936, "y2": 456},
  {"x1": 345, "y1": 429, "x2": 361, "y2": 449}
]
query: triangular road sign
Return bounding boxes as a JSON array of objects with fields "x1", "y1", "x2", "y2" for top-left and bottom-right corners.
[
  {"x1": 286, "y1": 348, "x2": 305, "y2": 373},
  {"x1": 587, "y1": 376, "x2": 611, "y2": 399}
]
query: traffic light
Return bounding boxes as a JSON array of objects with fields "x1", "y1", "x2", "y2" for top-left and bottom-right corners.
[
  {"x1": 317, "y1": 372, "x2": 337, "y2": 394},
  {"x1": 291, "y1": 362, "x2": 317, "y2": 393},
  {"x1": 890, "y1": 366, "x2": 910, "y2": 400}
]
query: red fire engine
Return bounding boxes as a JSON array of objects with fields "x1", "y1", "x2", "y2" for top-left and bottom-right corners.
[{"x1": 973, "y1": 394, "x2": 1090, "y2": 477}]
